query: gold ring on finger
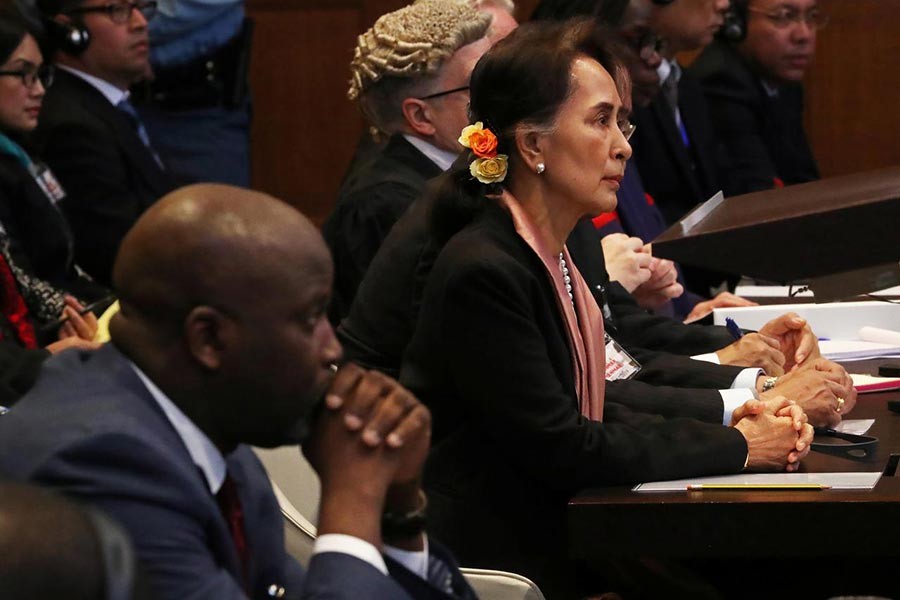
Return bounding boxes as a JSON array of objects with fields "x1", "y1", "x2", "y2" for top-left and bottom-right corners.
[{"x1": 836, "y1": 397, "x2": 845, "y2": 413}]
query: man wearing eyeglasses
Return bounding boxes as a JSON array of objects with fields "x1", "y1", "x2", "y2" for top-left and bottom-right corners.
[
  {"x1": 31, "y1": 0, "x2": 179, "y2": 286},
  {"x1": 690, "y1": 0, "x2": 823, "y2": 195},
  {"x1": 322, "y1": 0, "x2": 500, "y2": 325}
]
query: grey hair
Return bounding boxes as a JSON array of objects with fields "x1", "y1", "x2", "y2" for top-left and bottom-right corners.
[{"x1": 349, "y1": 0, "x2": 491, "y2": 133}]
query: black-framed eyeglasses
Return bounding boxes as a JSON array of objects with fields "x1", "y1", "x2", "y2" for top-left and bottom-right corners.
[
  {"x1": 747, "y1": 6, "x2": 829, "y2": 29},
  {"x1": 417, "y1": 85, "x2": 469, "y2": 101},
  {"x1": 67, "y1": 0, "x2": 157, "y2": 24},
  {"x1": 0, "y1": 63, "x2": 55, "y2": 89}
]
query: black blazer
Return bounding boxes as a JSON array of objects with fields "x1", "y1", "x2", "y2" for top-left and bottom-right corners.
[
  {"x1": 690, "y1": 41, "x2": 820, "y2": 196},
  {"x1": 565, "y1": 219, "x2": 737, "y2": 354},
  {"x1": 0, "y1": 152, "x2": 107, "y2": 300},
  {"x1": 400, "y1": 201, "x2": 747, "y2": 595},
  {"x1": 324, "y1": 134, "x2": 443, "y2": 323},
  {"x1": 341, "y1": 193, "x2": 742, "y2": 404},
  {"x1": 31, "y1": 70, "x2": 178, "y2": 285},
  {"x1": 631, "y1": 67, "x2": 722, "y2": 226}
]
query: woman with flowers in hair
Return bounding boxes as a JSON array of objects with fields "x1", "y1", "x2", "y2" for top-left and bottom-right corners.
[{"x1": 399, "y1": 19, "x2": 812, "y2": 598}]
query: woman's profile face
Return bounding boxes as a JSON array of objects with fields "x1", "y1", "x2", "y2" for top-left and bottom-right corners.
[
  {"x1": 537, "y1": 56, "x2": 632, "y2": 217},
  {"x1": 0, "y1": 34, "x2": 45, "y2": 133}
]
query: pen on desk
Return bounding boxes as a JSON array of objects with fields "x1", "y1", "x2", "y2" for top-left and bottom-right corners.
[
  {"x1": 724, "y1": 317, "x2": 743, "y2": 341},
  {"x1": 686, "y1": 484, "x2": 831, "y2": 491},
  {"x1": 41, "y1": 295, "x2": 116, "y2": 333}
]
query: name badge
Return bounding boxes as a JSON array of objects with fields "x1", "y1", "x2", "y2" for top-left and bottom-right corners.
[
  {"x1": 605, "y1": 332, "x2": 641, "y2": 381},
  {"x1": 30, "y1": 163, "x2": 66, "y2": 204}
]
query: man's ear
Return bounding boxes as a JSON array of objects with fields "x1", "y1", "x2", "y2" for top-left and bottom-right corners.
[
  {"x1": 183, "y1": 306, "x2": 233, "y2": 371},
  {"x1": 401, "y1": 97, "x2": 437, "y2": 137},
  {"x1": 514, "y1": 125, "x2": 547, "y2": 174}
]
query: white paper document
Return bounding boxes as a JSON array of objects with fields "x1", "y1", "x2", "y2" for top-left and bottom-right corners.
[
  {"x1": 633, "y1": 472, "x2": 882, "y2": 492},
  {"x1": 833, "y1": 419, "x2": 875, "y2": 435},
  {"x1": 733, "y1": 285, "x2": 900, "y2": 298},
  {"x1": 820, "y1": 340, "x2": 900, "y2": 362},
  {"x1": 860, "y1": 326, "x2": 900, "y2": 346},
  {"x1": 851, "y1": 374, "x2": 900, "y2": 394},
  {"x1": 679, "y1": 190, "x2": 724, "y2": 233}
]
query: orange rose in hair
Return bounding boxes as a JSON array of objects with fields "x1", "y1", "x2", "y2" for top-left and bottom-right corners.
[{"x1": 469, "y1": 129, "x2": 498, "y2": 158}]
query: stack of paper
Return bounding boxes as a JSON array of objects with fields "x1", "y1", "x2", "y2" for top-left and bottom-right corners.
[
  {"x1": 634, "y1": 472, "x2": 882, "y2": 492},
  {"x1": 820, "y1": 340, "x2": 900, "y2": 362},
  {"x1": 851, "y1": 374, "x2": 900, "y2": 393}
]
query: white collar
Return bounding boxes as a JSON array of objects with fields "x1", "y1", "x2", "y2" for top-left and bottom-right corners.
[
  {"x1": 57, "y1": 65, "x2": 131, "y2": 107},
  {"x1": 657, "y1": 58, "x2": 681, "y2": 85},
  {"x1": 402, "y1": 134, "x2": 458, "y2": 172},
  {"x1": 656, "y1": 58, "x2": 672, "y2": 83},
  {"x1": 129, "y1": 362, "x2": 227, "y2": 494},
  {"x1": 761, "y1": 79, "x2": 780, "y2": 98}
]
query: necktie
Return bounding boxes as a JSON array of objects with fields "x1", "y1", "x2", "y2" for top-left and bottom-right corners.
[
  {"x1": 116, "y1": 98, "x2": 165, "y2": 169},
  {"x1": 426, "y1": 554, "x2": 456, "y2": 595},
  {"x1": 661, "y1": 66, "x2": 691, "y2": 148},
  {"x1": 216, "y1": 473, "x2": 250, "y2": 591}
]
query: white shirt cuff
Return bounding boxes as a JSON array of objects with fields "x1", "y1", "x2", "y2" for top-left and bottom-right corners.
[
  {"x1": 732, "y1": 368, "x2": 764, "y2": 393},
  {"x1": 383, "y1": 535, "x2": 429, "y2": 580},
  {"x1": 718, "y1": 388, "x2": 756, "y2": 426},
  {"x1": 313, "y1": 534, "x2": 388, "y2": 575},
  {"x1": 691, "y1": 352, "x2": 720, "y2": 364}
]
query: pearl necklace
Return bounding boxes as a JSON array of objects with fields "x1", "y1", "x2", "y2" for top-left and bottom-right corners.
[{"x1": 558, "y1": 252, "x2": 574, "y2": 303}]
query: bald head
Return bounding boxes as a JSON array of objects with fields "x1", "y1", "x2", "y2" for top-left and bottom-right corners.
[
  {"x1": 110, "y1": 184, "x2": 341, "y2": 451},
  {"x1": 112, "y1": 184, "x2": 327, "y2": 339},
  {"x1": 0, "y1": 483, "x2": 104, "y2": 599}
]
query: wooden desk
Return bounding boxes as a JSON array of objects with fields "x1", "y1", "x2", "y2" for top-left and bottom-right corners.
[{"x1": 568, "y1": 362, "x2": 900, "y2": 561}]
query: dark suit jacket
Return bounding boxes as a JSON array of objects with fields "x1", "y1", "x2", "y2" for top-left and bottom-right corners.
[
  {"x1": 31, "y1": 70, "x2": 179, "y2": 286},
  {"x1": 400, "y1": 201, "x2": 747, "y2": 595},
  {"x1": 631, "y1": 67, "x2": 722, "y2": 226},
  {"x1": 690, "y1": 41, "x2": 820, "y2": 196},
  {"x1": 341, "y1": 191, "x2": 744, "y2": 420},
  {"x1": 324, "y1": 134, "x2": 442, "y2": 324},
  {"x1": 0, "y1": 341, "x2": 47, "y2": 408},
  {"x1": 0, "y1": 152, "x2": 108, "y2": 300},
  {"x1": 630, "y1": 68, "x2": 740, "y2": 295},
  {"x1": 565, "y1": 218, "x2": 737, "y2": 354},
  {"x1": 0, "y1": 344, "x2": 468, "y2": 600}
]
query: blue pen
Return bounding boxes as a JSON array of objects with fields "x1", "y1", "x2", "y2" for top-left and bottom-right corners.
[{"x1": 725, "y1": 317, "x2": 743, "y2": 341}]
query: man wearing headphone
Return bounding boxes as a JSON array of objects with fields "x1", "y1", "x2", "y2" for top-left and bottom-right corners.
[
  {"x1": 31, "y1": 0, "x2": 179, "y2": 286},
  {"x1": 690, "y1": 0, "x2": 823, "y2": 195}
]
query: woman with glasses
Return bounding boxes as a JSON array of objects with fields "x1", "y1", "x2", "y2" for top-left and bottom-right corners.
[
  {"x1": 691, "y1": 0, "x2": 824, "y2": 194},
  {"x1": 0, "y1": 5, "x2": 102, "y2": 352},
  {"x1": 400, "y1": 19, "x2": 812, "y2": 598}
]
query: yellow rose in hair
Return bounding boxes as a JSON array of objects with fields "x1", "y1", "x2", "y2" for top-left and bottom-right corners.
[
  {"x1": 458, "y1": 122, "x2": 485, "y2": 148},
  {"x1": 470, "y1": 155, "x2": 508, "y2": 184}
]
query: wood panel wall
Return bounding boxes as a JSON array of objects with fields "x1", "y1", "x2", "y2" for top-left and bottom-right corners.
[
  {"x1": 246, "y1": 0, "x2": 900, "y2": 223},
  {"x1": 246, "y1": 0, "x2": 407, "y2": 224},
  {"x1": 804, "y1": 0, "x2": 900, "y2": 177}
]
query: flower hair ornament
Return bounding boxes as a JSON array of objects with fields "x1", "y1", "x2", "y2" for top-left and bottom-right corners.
[{"x1": 459, "y1": 122, "x2": 508, "y2": 184}]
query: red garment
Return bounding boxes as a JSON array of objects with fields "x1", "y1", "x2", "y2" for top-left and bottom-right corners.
[
  {"x1": 216, "y1": 474, "x2": 250, "y2": 591},
  {"x1": 0, "y1": 254, "x2": 37, "y2": 349}
]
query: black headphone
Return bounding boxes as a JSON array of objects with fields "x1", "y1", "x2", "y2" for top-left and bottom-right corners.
[
  {"x1": 45, "y1": 17, "x2": 91, "y2": 54},
  {"x1": 720, "y1": 0, "x2": 748, "y2": 42}
]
